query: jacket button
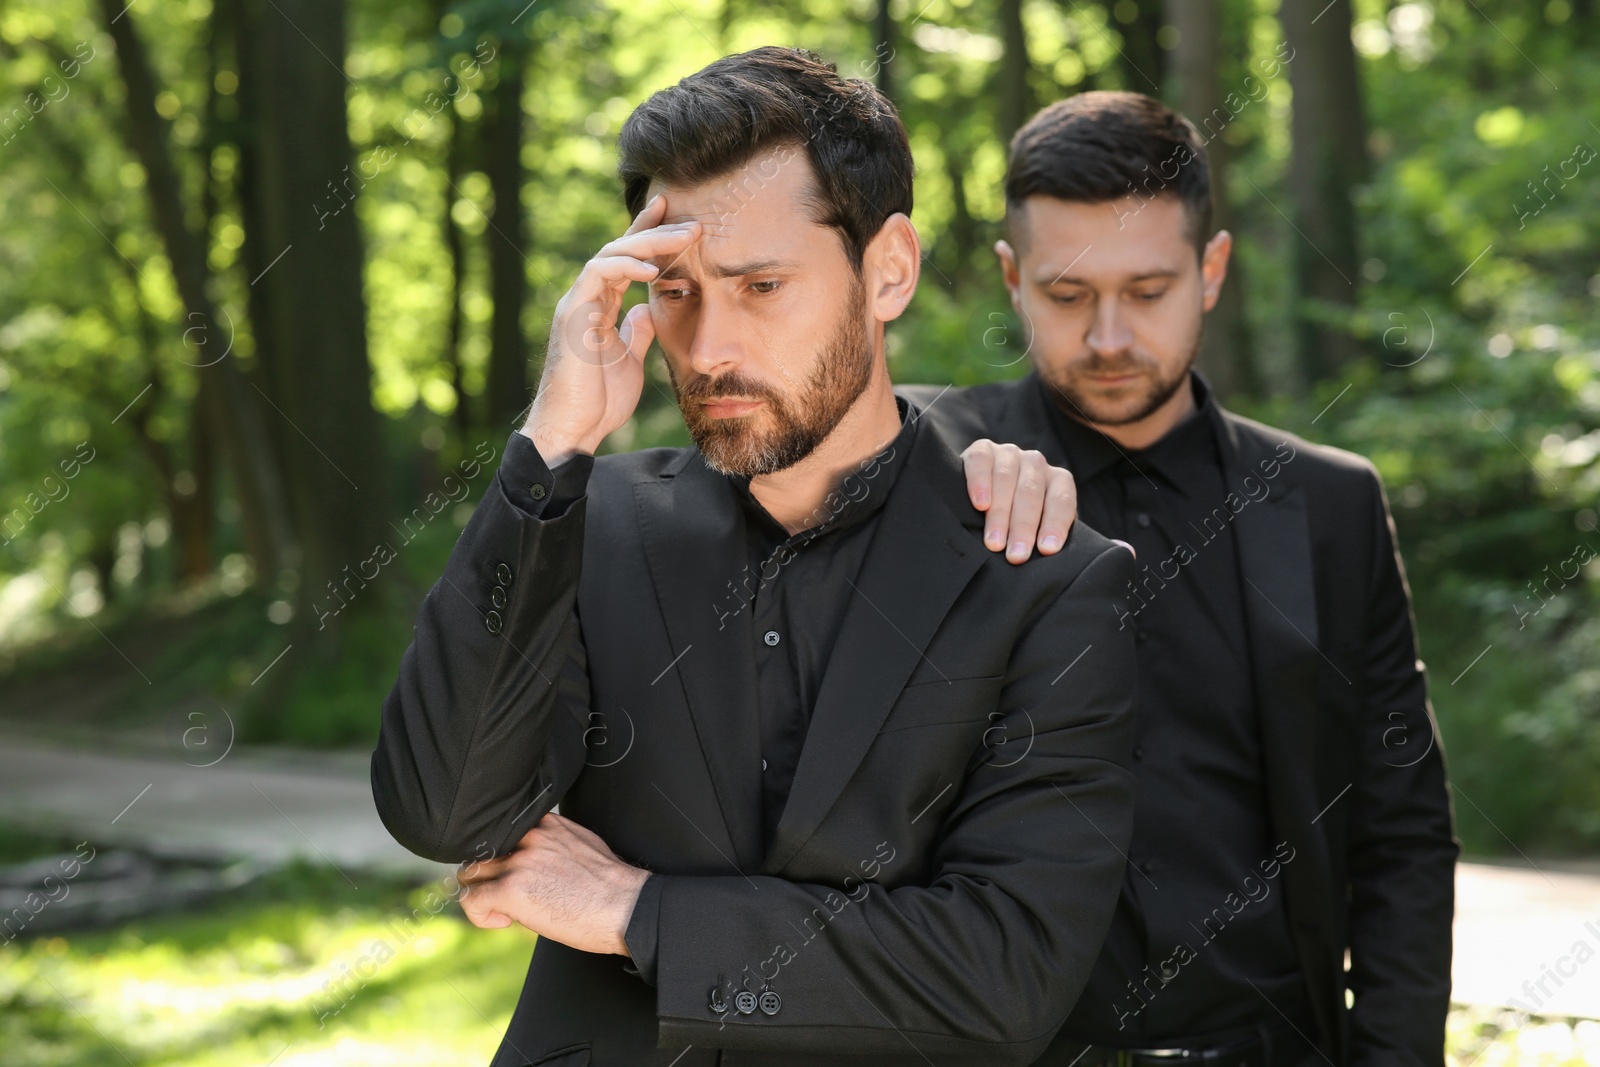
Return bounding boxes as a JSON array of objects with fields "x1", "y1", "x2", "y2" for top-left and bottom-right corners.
[
  {"x1": 491, "y1": 586, "x2": 508, "y2": 609},
  {"x1": 758, "y1": 990, "x2": 781, "y2": 1016},
  {"x1": 1135, "y1": 512, "x2": 1152, "y2": 528},
  {"x1": 734, "y1": 990, "x2": 757, "y2": 1015},
  {"x1": 708, "y1": 988, "x2": 728, "y2": 1014},
  {"x1": 530, "y1": 483, "x2": 547, "y2": 500},
  {"x1": 495, "y1": 562, "x2": 513, "y2": 586},
  {"x1": 763, "y1": 630, "x2": 780, "y2": 647},
  {"x1": 484, "y1": 610, "x2": 503, "y2": 635}
]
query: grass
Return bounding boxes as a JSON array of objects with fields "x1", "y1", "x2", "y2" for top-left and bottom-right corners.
[
  {"x1": 0, "y1": 862, "x2": 536, "y2": 1067},
  {"x1": 0, "y1": 857, "x2": 1593, "y2": 1066}
]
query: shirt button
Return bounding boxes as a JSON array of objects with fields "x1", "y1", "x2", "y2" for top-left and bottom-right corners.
[
  {"x1": 1135, "y1": 630, "x2": 1147, "y2": 644},
  {"x1": 763, "y1": 630, "x2": 780, "y2": 647},
  {"x1": 530, "y1": 483, "x2": 547, "y2": 500},
  {"x1": 1135, "y1": 512, "x2": 1152, "y2": 528}
]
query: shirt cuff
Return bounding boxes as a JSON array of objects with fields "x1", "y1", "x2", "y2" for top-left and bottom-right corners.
[
  {"x1": 498, "y1": 430, "x2": 595, "y2": 519},
  {"x1": 621, "y1": 872, "x2": 663, "y2": 986}
]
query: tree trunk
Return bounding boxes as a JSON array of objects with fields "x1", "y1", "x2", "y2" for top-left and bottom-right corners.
[
  {"x1": 444, "y1": 112, "x2": 472, "y2": 440},
  {"x1": 96, "y1": 0, "x2": 293, "y2": 584},
  {"x1": 1165, "y1": 0, "x2": 1253, "y2": 400},
  {"x1": 1280, "y1": 0, "x2": 1366, "y2": 381},
  {"x1": 1116, "y1": 0, "x2": 1167, "y2": 95},
  {"x1": 483, "y1": 42, "x2": 531, "y2": 434},
  {"x1": 873, "y1": 0, "x2": 896, "y2": 103},
  {"x1": 235, "y1": 0, "x2": 387, "y2": 642},
  {"x1": 997, "y1": 0, "x2": 1035, "y2": 143}
]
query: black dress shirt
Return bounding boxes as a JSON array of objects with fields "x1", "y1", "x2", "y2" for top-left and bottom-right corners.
[
  {"x1": 1038, "y1": 373, "x2": 1310, "y2": 1044},
  {"x1": 498, "y1": 396, "x2": 919, "y2": 988}
]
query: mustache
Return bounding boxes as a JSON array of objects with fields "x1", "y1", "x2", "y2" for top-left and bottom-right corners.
[
  {"x1": 678, "y1": 372, "x2": 778, "y2": 403},
  {"x1": 1072, "y1": 353, "x2": 1157, "y2": 376}
]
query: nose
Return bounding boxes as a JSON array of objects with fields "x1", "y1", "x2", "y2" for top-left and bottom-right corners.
[
  {"x1": 687, "y1": 292, "x2": 745, "y2": 378},
  {"x1": 1085, "y1": 297, "x2": 1133, "y2": 360}
]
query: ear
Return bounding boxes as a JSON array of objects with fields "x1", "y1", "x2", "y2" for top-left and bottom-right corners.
[
  {"x1": 995, "y1": 239, "x2": 1023, "y2": 315},
  {"x1": 1200, "y1": 229, "x2": 1232, "y2": 313},
  {"x1": 863, "y1": 212, "x2": 920, "y2": 324}
]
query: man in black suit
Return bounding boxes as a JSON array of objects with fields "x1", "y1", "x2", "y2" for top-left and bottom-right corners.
[
  {"x1": 899, "y1": 92, "x2": 1458, "y2": 1067},
  {"x1": 373, "y1": 49, "x2": 1139, "y2": 1066}
]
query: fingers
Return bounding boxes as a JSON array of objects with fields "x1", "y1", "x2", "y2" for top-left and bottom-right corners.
[
  {"x1": 1000, "y1": 453, "x2": 1047, "y2": 563},
  {"x1": 1036, "y1": 467, "x2": 1077, "y2": 556},
  {"x1": 618, "y1": 302, "x2": 656, "y2": 364},
  {"x1": 597, "y1": 221, "x2": 702, "y2": 263},
  {"x1": 459, "y1": 881, "x2": 514, "y2": 929},
  {"x1": 962, "y1": 441, "x2": 996, "y2": 512},
  {"x1": 966, "y1": 441, "x2": 1021, "y2": 557},
  {"x1": 622, "y1": 192, "x2": 668, "y2": 236},
  {"x1": 964, "y1": 441, "x2": 1074, "y2": 563}
]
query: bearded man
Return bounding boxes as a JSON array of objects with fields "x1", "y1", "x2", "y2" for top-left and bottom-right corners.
[{"x1": 373, "y1": 48, "x2": 1139, "y2": 1066}]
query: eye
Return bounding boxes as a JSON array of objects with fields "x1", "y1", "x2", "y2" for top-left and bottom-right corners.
[
  {"x1": 1047, "y1": 292, "x2": 1083, "y2": 306},
  {"x1": 749, "y1": 279, "x2": 781, "y2": 294},
  {"x1": 655, "y1": 286, "x2": 691, "y2": 301},
  {"x1": 1133, "y1": 288, "x2": 1168, "y2": 302}
]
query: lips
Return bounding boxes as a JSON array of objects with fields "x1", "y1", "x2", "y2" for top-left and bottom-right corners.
[{"x1": 701, "y1": 398, "x2": 764, "y2": 418}]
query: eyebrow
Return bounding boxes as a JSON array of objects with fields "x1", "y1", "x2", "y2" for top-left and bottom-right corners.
[
  {"x1": 655, "y1": 258, "x2": 799, "y2": 282},
  {"x1": 1035, "y1": 268, "x2": 1182, "y2": 286}
]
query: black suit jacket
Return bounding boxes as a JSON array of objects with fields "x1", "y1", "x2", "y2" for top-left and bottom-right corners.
[
  {"x1": 896, "y1": 374, "x2": 1459, "y2": 1067},
  {"x1": 372, "y1": 399, "x2": 1140, "y2": 1066}
]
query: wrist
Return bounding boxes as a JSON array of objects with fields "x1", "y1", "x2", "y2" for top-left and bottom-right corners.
[
  {"x1": 519, "y1": 422, "x2": 591, "y2": 467},
  {"x1": 611, "y1": 867, "x2": 651, "y2": 957}
]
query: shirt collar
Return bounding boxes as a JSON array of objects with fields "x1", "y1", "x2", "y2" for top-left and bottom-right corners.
[
  {"x1": 1037, "y1": 370, "x2": 1220, "y2": 495},
  {"x1": 731, "y1": 393, "x2": 917, "y2": 542}
]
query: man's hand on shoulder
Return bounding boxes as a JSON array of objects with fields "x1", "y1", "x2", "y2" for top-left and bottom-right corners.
[
  {"x1": 960, "y1": 439, "x2": 1078, "y2": 564},
  {"x1": 457, "y1": 813, "x2": 650, "y2": 956}
]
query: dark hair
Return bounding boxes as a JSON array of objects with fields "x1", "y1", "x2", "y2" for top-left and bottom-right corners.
[
  {"x1": 1004, "y1": 91, "x2": 1211, "y2": 252},
  {"x1": 617, "y1": 46, "x2": 913, "y2": 272}
]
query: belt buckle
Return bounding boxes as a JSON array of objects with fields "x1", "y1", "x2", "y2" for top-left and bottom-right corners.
[{"x1": 1119, "y1": 1049, "x2": 1197, "y2": 1065}]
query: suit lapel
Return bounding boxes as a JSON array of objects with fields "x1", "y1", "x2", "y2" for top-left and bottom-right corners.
[
  {"x1": 763, "y1": 421, "x2": 986, "y2": 875},
  {"x1": 1214, "y1": 406, "x2": 1341, "y2": 1046},
  {"x1": 1213, "y1": 407, "x2": 1322, "y2": 828},
  {"x1": 635, "y1": 455, "x2": 765, "y2": 871}
]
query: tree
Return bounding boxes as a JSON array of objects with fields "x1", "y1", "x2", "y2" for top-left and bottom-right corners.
[
  {"x1": 482, "y1": 37, "x2": 532, "y2": 435},
  {"x1": 1280, "y1": 0, "x2": 1367, "y2": 380},
  {"x1": 1165, "y1": 0, "x2": 1253, "y2": 399},
  {"x1": 96, "y1": 0, "x2": 296, "y2": 585},
  {"x1": 235, "y1": 0, "x2": 389, "y2": 640}
]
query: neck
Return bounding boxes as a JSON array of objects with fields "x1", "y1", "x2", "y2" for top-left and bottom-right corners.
[
  {"x1": 747, "y1": 371, "x2": 901, "y2": 535},
  {"x1": 1078, "y1": 373, "x2": 1197, "y2": 451}
]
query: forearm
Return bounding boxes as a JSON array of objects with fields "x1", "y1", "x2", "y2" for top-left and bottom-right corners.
[{"x1": 371, "y1": 431, "x2": 593, "y2": 862}]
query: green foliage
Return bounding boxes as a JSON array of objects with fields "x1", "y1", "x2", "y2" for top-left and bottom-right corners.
[{"x1": 0, "y1": 0, "x2": 1595, "y2": 850}]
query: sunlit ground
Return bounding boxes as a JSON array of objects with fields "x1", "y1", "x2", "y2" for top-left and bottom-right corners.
[{"x1": 2, "y1": 863, "x2": 1595, "y2": 1066}]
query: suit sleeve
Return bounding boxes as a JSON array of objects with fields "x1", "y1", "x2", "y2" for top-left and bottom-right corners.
[
  {"x1": 370, "y1": 430, "x2": 595, "y2": 864},
  {"x1": 649, "y1": 543, "x2": 1138, "y2": 1066},
  {"x1": 1344, "y1": 468, "x2": 1459, "y2": 1067}
]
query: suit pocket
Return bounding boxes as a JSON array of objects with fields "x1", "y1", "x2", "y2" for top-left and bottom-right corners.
[
  {"x1": 877, "y1": 674, "x2": 1005, "y2": 733},
  {"x1": 519, "y1": 1043, "x2": 590, "y2": 1066}
]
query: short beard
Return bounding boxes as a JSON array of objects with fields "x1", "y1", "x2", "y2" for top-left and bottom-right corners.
[
  {"x1": 672, "y1": 275, "x2": 872, "y2": 478},
  {"x1": 1041, "y1": 327, "x2": 1201, "y2": 428}
]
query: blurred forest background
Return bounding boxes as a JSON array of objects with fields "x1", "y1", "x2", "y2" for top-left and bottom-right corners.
[
  {"x1": 3, "y1": 0, "x2": 1598, "y2": 855},
  {"x1": 0, "y1": 0, "x2": 1597, "y2": 909}
]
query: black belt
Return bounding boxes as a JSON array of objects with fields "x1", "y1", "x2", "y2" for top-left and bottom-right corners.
[{"x1": 1057, "y1": 1016, "x2": 1319, "y2": 1066}]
